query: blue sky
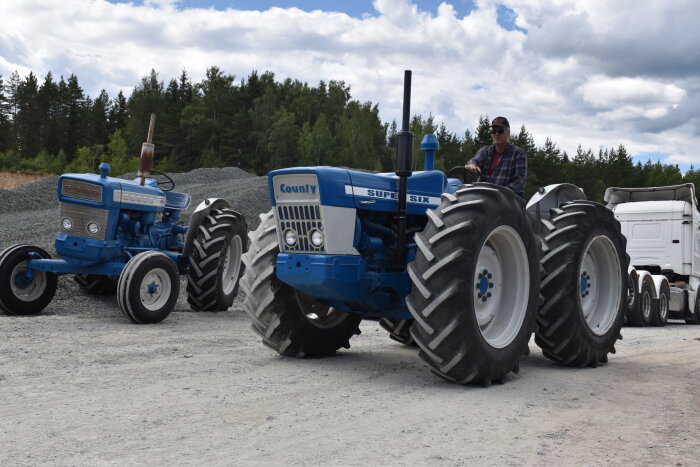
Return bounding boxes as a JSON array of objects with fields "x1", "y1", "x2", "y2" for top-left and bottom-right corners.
[
  {"x1": 2, "y1": 0, "x2": 699, "y2": 169},
  {"x1": 111, "y1": 0, "x2": 478, "y2": 18}
]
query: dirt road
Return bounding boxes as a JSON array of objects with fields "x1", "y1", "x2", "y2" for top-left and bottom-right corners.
[
  {"x1": 1, "y1": 171, "x2": 699, "y2": 465},
  {"x1": 1, "y1": 280, "x2": 699, "y2": 465}
]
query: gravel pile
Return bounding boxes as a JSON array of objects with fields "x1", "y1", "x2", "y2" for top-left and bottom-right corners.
[{"x1": 0, "y1": 167, "x2": 271, "y2": 254}]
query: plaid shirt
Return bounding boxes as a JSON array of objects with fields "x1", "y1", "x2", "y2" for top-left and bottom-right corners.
[{"x1": 468, "y1": 144, "x2": 527, "y2": 195}]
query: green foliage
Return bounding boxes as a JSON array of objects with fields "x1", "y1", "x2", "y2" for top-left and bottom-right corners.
[
  {"x1": 106, "y1": 129, "x2": 138, "y2": 175},
  {"x1": 2, "y1": 67, "x2": 699, "y2": 202},
  {"x1": 66, "y1": 146, "x2": 102, "y2": 174}
]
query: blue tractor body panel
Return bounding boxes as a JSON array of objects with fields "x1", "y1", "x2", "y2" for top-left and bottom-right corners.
[
  {"x1": 28, "y1": 165, "x2": 190, "y2": 277},
  {"x1": 269, "y1": 165, "x2": 461, "y2": 319},
  {"x1": 269, "y1": 166, "x2": 457, "y2": 213}
]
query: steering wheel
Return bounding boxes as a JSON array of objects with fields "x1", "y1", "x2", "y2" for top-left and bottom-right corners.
[
  {"x1": 151, "y1": 169, "x2": 175, "y2": 192},
  {"x1": 448, "y1": 166, "x2": 483, "y2": 184}
]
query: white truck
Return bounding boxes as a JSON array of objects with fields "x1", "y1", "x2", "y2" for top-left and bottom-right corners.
[{"x1": 605, "y1": 183, "x2": 700, "y2": 326}]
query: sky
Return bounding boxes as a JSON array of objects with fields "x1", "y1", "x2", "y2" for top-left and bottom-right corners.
[{"x1": 1, "y1": 0, "x2": 699, "y2": 169}]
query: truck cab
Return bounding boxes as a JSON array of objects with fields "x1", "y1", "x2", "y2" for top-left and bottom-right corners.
[{"x1": 605, "y1": 184, "x2": 700, "y2": 324}]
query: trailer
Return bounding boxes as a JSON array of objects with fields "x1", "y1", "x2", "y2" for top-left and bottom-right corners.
[{"x1": 605, "y1": 184, "x2": 700, "y2": 326}]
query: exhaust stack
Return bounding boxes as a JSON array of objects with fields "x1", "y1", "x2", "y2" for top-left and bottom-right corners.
[
  {"x1": 138, "y1": 113, "x2": 156, "y2": 186},
  {"x1": 394, "y1": 70, "x2": 413, "y2": 263}
]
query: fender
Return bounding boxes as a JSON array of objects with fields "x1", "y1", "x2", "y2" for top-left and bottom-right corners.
[
  {"x1": 526, "y1": 183, "x2": 587, "y2": 222},
  {"x1": 650, "y1": 274, "x2": 669, "y2": 300},
  {"x1": 636, "y1": 270, "x2": 661, "y2": 299},
  {"x1": 182, "y1": 198, "x2": 242, "y2": 258}
]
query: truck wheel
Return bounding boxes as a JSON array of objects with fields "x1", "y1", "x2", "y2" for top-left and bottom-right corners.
[
  {"x1": 536, "y1": 201, "x2": 626, "y2": 367},
  {"x1": 625, "y1": 268, "x2": 639, "y2": 325},
  {"x1": 379, "y1": 318, "x2": 416, "y2": 346},
  {"x1": 0, "y1": 244, "x2": 57, "y2": 315},
  {"x1": 407, "y1": 184, "x2": 539, "y2": 385},
  {"x1": 686, "y1": 295, "x2": 700, "y2": 324},
  {"x1": 187, "y1": 208, "x2": 247, "y2": 311},
  {"x1": 650, "y1": 282, "x2": 669, "y2": 327},
  {"x1": 74, "y1": 274, "x2": 118, "y2": 295},
  {"x1": 117, "y1": 251, "x2": 179, "y2": 324},
  {"x1": 629, "y1": 279, "x2": 653, "y2": 326},
  {"x1": 241, "y1": 210, "x2": 361, "y2": 357}
]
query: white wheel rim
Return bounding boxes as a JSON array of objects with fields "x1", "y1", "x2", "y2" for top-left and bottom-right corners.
[
  {"x1": 474, "y1": 225, "x2": 529, "y2": 349},
  {"x1": 222, "y1": 235, "x2": 243, "y2": 295},
  {"x1": 140, "y1": 268, "x2": 171, "y2": 311},
  {"x1": 10, "y1": 260, "x2": 47, "y2": 302},
  {"x1": 579, "y1": 235, "x2": 621, "y2": 336},
  {"x1": 294, "y1": 291, "x2": 345, "y2": 328}
]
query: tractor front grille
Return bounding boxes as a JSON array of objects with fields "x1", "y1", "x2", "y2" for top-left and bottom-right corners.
[
  {"x1": 276, "y1": 204, "x2": 325, "y2": 253},
  {"x1": 59, "y1": 202, "x2": 109, "y2": 240}
]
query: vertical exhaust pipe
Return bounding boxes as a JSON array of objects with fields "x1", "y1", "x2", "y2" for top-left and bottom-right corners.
[
  {"x1": 395, "y1": 70, "x2": 413, "y2": 263},
  {"x1": 138, "y1": 113, "x2": 156, "y2": 186}
]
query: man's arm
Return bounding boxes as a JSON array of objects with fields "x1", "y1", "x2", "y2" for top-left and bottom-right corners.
[
  {"x1": 466, "y1": 146, "x2": 489, "y2": 173},
  {"x1": 507, "y1": 147, "x2": 527, "y2": 195}
]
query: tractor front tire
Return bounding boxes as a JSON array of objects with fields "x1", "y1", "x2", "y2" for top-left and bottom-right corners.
[
  {"x1": 0, "y1": 244, "x2": 57, "y2": 315},
  {"x1": 186, "y1": 208, "x2": 247, "y2": 311},
  {"x1": 407, "y1": 184, "x2": 539, "y2": 385},
  {"x1": 117, "y1": 251, "x2": 179, "y2": 324},
  {"x1": 379, "y1": 318, "x2": 416, "y2": 346},
  {"x1": 74, "y1": 274, "x2": 118, "y2": 295},
  {"x1": 536, "y1": 201, "x2": 626, "y2": 367},
  {"x1": 241, "y1": 210, "x2": 361, "y2": 357}
]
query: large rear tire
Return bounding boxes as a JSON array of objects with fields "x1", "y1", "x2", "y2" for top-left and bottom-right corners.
[
  {"x1": 241, "y1": 210, "x2": 361, "y2": 357},
  {"x1": 187, "y1": 208, "x2": 247, "y2": 311},
  {"x1": 536, "y1": 201, "x2": 626, "y2": 367},
  {"x1": 0, "y1": 244, "x2": 57, "y2": 315},
  {"x1": 407, "y1": 184, "x2": 539, "y2": 385}
]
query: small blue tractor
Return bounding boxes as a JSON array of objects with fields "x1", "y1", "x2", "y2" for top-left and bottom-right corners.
[
  {"x1": 0, "y1": 115, "x2": 247, "y2": 323},
  {"x1": 241, "y1": 71, "x2": 628, "y2": 385}
]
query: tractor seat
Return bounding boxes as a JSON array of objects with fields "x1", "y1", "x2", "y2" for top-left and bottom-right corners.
[{"x1": 164, "y1": 191, "x2": 192, "y2": 210}]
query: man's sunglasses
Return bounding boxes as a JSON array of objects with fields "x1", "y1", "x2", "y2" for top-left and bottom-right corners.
[{"x1": 490, "y1": 128, "x2": 506, "y2": 135}]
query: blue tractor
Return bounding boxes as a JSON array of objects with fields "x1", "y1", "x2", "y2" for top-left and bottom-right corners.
[
  {"x1": 0, "y1": 115, "x2": 247, "y2": 323},
  {"x1": 241, "y1": 71, "x2": 628, "y2": 385}
]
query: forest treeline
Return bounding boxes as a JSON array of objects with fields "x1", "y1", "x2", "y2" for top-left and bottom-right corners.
[{"x1": 0, "y1": 67, "x2": 698, "y2": 201}]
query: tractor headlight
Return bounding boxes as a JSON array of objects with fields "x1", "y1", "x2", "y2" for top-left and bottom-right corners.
[
  {"x1": 310, "y1": 229, "x2": 324, "y2": 247},
  {"x1": 61, "y1": 218, "x2": 73, "y2": 230},
  {"x1": 87, "y1": 222, "x2": 100, "y2": 234},
  {"x1": 284, "y1": 229, "x2": 298, "y2": 246}
]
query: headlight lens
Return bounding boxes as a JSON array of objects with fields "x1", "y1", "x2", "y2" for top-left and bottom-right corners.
[
  {"x1": 87, "y1": 222, "x2": 100, "y2": 234},
  {"x1": 310, "y1": 229, "x2": 324, "y2": 247},
  {"x1": 284, "y1": 229, "x2": 298, "y2": 246},
  {"x1": 61, "y1": 218, "x2": 73, "y2": 230}
]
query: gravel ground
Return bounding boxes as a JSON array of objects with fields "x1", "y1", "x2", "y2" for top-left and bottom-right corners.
[{"x1": 1, "y1": 168, "x2": 700, "y2": 466}]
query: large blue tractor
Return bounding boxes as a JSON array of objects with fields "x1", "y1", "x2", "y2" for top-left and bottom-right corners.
[
  {"x1": 0, "y1": 115, "x2": 247, "y2": 323},
  {"x1": 241, "y1": 71, "x2": 627, "y2": 385}
]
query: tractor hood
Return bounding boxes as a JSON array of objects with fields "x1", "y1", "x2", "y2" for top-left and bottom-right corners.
[
  {"x1": 269, "y1": 166, "x2": 454, "y2": 214},
  {"x1": 58, "y1": 172, "x2": 166, "y2": 212}
]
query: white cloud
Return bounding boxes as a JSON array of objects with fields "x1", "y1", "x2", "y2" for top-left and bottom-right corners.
[{"x1": 1, "y1": 0, "x2": 699, "y2": 166}]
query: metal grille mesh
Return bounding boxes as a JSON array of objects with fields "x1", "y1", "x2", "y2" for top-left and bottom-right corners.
[
  {"x1": 59, "y1": 202, "x2": 109, "y2": 240},
  {"x1": 277, "y1": 204, "x2": 325, "y2": 253}
]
